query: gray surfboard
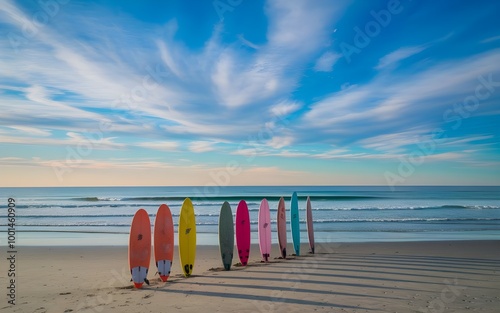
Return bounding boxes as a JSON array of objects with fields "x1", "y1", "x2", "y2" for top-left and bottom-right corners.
[{"x1": 219, "y1": 201, "x2": 234, "y2": 270}]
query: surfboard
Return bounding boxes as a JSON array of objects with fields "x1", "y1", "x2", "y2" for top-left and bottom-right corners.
[
  {"x1": 290, "y1": 192, "x2": 300, "y2": 256},
  {"x1": 218, "y1": 201, "x2": 234, "y2": 270},
  {"x1": 306, "y1": 196, "x2": 315, "y2": 254},
  {"x1": 129, "y1": 208, "x2": 151, "y2": 288},
  {"x1": 277, "y1": 197, "x2": 287, "y2": 259},
  {"x1": 154, "y1": 204, "x2": 174, "y2": 282},
  {"x1": 179, "y1": 198, "x2": 196, "y2": 277},
  {"x1": 235, "y1": 200, "x2": 250, "y2": 266},
  {"x1": 258, "y1": 198, "x2": 271, "y2": 262}
]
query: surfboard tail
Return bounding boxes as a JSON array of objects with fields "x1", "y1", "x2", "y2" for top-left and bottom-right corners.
[
  {"x1": 131, "y1": 266, "x2": 148, "y2": 289},
  {"x1": 159, "y1": 275, "x2": 169, "y2": 282},
  {"x1": 156, "y1": 260, "x2": 172, "y2": 282},
  {"x1": 133, "y1": 282, "x2": 144, "y2": 288},
  {"x1": 183, "y1": 264, "x2": 193, "y2": 277}
]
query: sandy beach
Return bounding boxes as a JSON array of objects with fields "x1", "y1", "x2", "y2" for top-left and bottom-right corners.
[{"x1": 2, "y1": 240, "x2": 499, "y2": 313}]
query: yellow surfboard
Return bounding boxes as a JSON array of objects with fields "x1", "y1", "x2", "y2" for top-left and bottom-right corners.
[{"x1": 179, "y1": 198, "x2": 196, "y2": 277}]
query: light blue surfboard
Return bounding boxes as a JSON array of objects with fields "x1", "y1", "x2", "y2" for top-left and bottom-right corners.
[{"x1": 290, "y1": 192, "x2": 300, "y2": 256}]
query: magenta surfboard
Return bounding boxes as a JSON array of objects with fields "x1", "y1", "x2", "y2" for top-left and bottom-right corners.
[
  {"x1": 258, "y1": 198, "x2": 271, "y2": 262},
  {"x1": 306, "y1": 196, "x2": 315, "y2": 254},
  {"x1": 277, "y1": 197, "x2": 287, "y2": 259},
  {"x1": 236, "y1": 200, "x2": 251, "y2": 266}
]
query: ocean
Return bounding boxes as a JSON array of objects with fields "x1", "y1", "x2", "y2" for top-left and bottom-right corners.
[{"x1": 1, "y1": 186, "x2": 499, "y2": 246}]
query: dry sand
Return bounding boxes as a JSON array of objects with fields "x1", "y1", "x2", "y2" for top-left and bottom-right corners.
[{"x1": 2, "y1": 240, "x2": 499, "y2": 313}]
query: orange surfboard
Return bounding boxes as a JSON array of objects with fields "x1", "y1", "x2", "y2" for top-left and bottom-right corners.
[
  {"x1": 154, "y1": 204, "x2": 174, "y2": 282},
  {"x1": 129, "y1": 208, "x2": 151, "y2": 288}
]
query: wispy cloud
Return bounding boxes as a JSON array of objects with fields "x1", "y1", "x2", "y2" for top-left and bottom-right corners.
[
  {"x1": 0, "y1": 156, "x2": 174, "y2": 170},
  {"x1": 481, "y1": 35, "x2": 500, "y2": 44},
  {"x1": 375, "y1": 45, "x2": 427, "y2": 70},
  {"x1": 0, "y1": 130, "x2": 124, "y2": 150},
  {"x1": 158, "y1": 37, "x2": 184, "y2": 79},
  {"x1": 441, "y1": 135, "x2": 495, "y2": 147},
  {"x1": 266, "y1": 135, "x2": 294, "y2": 149},
  {"x1": 357, "y1": 130, "x2": 429, "y2": 152},
  {"x1": 189, "y1": 141, "x2": 216, "y2": 153},
  {"x1": 423, "y1": 152, "x2": 464, "y2": 161},
  {"x1": 0, "y1": 0, "x2": 345, "y2": 142},
  {"x1": 269, "y1": 100, "x2": 301, "y2": 116},
  {"x1": 136, "y1": 141, "x2": 179, "y2": 151},
  {"x1": 302, "y1": 49, "x2": 500, "y2": 146},
  {"x1": 238, "y1": 34, "x2": 260, "y2": 50},
  {"x1": 314, "y1": 51, "x2": 341, "y2": 72},
  {"x1": 210, "y1": 0, "x2": 344, "y2": 108},
  {"x1": 9, "y1": 126, "x2": 52, "y2": 137}
]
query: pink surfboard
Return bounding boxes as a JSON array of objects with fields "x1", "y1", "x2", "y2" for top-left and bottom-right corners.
[
  {"x1": 236, "y1": 200, "x2": 251, "y2": 266},
  {"x1": 258, "y1": 198, "x2": 271, "y2": 262},
  {"x1": 306, "y1": 196, "x2": 315, "y2": 254},
  {"x1": 277, "y1": 197, "x2": 287, "y2": 259}
]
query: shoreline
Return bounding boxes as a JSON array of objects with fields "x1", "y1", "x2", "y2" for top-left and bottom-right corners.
[
  {"x1": 11, "y1": 229, "x2": 500, "y2": 246},
  {"x1": 2, "y1": 240, "x2": 499, "y2": 312},
  {"x1": 13, "y1": 238, "x2": 500, "y2": 247}
]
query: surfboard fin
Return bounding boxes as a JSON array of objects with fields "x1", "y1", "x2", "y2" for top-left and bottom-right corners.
[{"x1": 144, "y1": 278, "x2": 150, "y2": 285}]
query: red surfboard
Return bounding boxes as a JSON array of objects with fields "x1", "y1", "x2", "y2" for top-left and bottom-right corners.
[
  {"x1": 129, "y1": 208, "x2": 151, "y2": 288},
  {"x1": 154, "y1": 204, "x2": 174, "y2": 282}
]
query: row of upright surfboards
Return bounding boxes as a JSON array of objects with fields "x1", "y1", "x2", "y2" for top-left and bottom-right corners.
[{"x1": 128, "y1": 192, "x2": 314, "y2": 288}]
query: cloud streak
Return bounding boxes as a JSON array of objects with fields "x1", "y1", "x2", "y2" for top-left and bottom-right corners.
[{"x1": 375, "y1": 45, "x2": 427, "y2": 70}]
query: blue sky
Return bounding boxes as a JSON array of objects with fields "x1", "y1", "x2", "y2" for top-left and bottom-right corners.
[{"x1": 1, "y1": 0, "x2": 499, "y2": 187}]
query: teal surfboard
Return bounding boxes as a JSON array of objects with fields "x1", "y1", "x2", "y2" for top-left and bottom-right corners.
[
  {"x1": 290, "y1": 192, "x2": 300, "y2": 256},
  {"x1": 218, "y1": 201, "x2": 234, "y2": 270}
]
